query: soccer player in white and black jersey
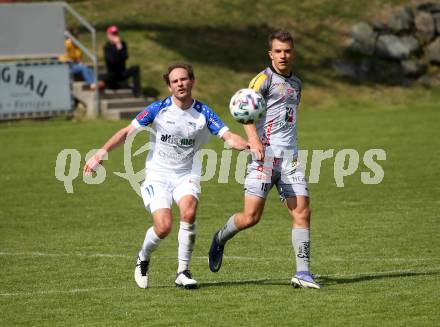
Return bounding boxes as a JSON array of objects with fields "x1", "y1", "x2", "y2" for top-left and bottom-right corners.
[
  {"x1": 208, "y1": 30, "x2": 320, "y2": 289},
  {"x1": 84, "y1": 63, "x2": 248, "y2": 289}
]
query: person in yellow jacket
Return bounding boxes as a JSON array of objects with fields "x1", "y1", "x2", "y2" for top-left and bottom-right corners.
[{"x1": 59, "y1": 28, "x2": 98, "y2": 90}]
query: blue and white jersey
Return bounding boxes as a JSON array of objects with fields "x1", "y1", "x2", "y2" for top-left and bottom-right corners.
[{"x1": 131, "y1": 96, "x2": 229, "y2": 176}]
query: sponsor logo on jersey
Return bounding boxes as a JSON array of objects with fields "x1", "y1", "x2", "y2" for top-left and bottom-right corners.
[
  {"x1": 273, "y1": 82, "x2": 298, "y2": 102},
  {"x1": 208, "y1": 117, "x2": 221, "y2": 128},
  {"x1": 160, "y1": 134, "x2": 194, "y2": 147},
  {"x1": 166, "y1": 120, "x2": 176, "y2": 125},
  {"x1": 188, "y1": 122, "x2": 196, "y2": 129},
  {"x1": 136, "y1": 109, "x2": 149, "y2": 121},
  {"x1": 158, "y1": 149, "x2": 194, "y2": 161}
]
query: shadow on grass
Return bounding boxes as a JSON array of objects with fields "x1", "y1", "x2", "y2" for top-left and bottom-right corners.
[
  {"x1": 193, "y1": 270, "x2": 440, "y2": 289},
  {"x1": 199, "y1": 278, "x2": 289, "y2": 288},
  {"x1": 319, "y1": 270, "x2": 440, "y2": 286}
]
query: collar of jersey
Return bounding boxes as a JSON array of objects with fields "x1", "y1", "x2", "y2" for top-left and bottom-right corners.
[
  {"x1": 270, "y1": 65, "x2": 292, "y2": 78},
  {"x1": 170, "y1": 96, "x2": 195, "y2": 111}
]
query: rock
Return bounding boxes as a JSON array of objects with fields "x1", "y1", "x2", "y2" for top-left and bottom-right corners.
[
  {"x1": 389, "y1": 7, "x2": 414, "y2": 33},
  {"x1": 373, "y1": 59, "x2": 408, "y2": 85},
  {"x1": 351, "y1": 22, "x2": 374, "y2": 40},
  {"x1": 433, "y1": 13, "x2": 440, "y2": 34},
  {"x1": 415, "y1": 11, "x2": 435, "y2": 42},
  {"x1": 349, "y1": 22, "x2": 377, "y2": 55},
  {"x1": 400, "y1": 36, "x2": 421, "y2": 54},
  {"x1": 332, "y1": 59, "x2": 357, "y2": 78},
  {"x1": 425, "y1": 37, "x2": 440, "y2": 64},
  {"x1": 417, "y1": 74, "x2": 435, "y2": 87},
  {"x1": 376, "y1": 34, "x2": 411, "y2": 59},
  {"x1": 417, "y1": 2, "x2": 440, "y2": 13},
  {"x1": 374, "y1": 60, "x2": 405, "y2": 81},
  {"x1": 401, "y1": 59, "x2": 428, "y2": 77},
  {"x1": 347, "y1": 39, "x2": 373, "y2": 56},
  {"x1": 371, "y1": 21, "x2": 389, "y2": 33},
  {"x1": 358, "y1": 58, "x2": 374, "y2": 77},
  {"x1": 354, "y1": 58, "x2": 406, "y2": 84}
]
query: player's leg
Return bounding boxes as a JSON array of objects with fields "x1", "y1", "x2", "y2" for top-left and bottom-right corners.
[
  {"x1": 224, "y1": 194, "x2": 266, "y2": 235},
  {"x1": 208, "y1": 160, "x2": 272, "y2": 272},
  {"x1": 135, "y1": 208, "x2": 172, "y2": 289},
  {"x1": 285, "y1": 196, "x2": 320, "y2": 289},
  {"x1": 208, "y1": 195, "x2": 266, "y2": 272},
  {"x1": 140, "y1": 208, "x2": 173, "y2": 258},
  {"x1": 135, "y1": 179, "x2": 173, "y2": 289},
  {"x1": 173, "y1": 176, "x2": 200, "y2": 289},
  {"x1": 277, "y1": 159, "x2": 320, "y2": 289}
]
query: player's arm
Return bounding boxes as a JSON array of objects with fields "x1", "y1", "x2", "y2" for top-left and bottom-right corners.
[
  {"x1": 83, "y1": 124, "x2": 136, "y2": 174},
  {"x1": 204, "y1": 105, "x2": 248, "y2": 150},
  {"x1": 246, "y1": 72, "x2": 268, "y2": 160},
  {"x1": 221, "y1": 131, "x2": 249, "y2": 151},
  {"x1": 84, "y1": 100, "x2": 161, "y2": 174},
  {"x1": 243, "y1": 123, "x2": 264, "y2": 160}
]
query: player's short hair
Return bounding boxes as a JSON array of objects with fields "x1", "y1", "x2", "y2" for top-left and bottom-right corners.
[
  {"x1": 268, "y1": 30, "x2": 294, "y2": 49},
  {"x1": 163, "y1": 62, "x2": 195, "y2": 85}
]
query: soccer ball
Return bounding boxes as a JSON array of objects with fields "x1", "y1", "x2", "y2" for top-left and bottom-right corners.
[{"x1": 229, "y1": 88, "x2": 266, "y2": 124}]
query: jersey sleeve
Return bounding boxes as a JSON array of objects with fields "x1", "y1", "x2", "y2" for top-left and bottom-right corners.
[
  {"x1": 131, "y1": 100, "x2": 164, "y2": 128},
  {"x1": 200, "y1": 104, "x2": 229, "y2": 138},
  {"x1": 249, "y1": 71, "x2": 269, "y2": 97}
]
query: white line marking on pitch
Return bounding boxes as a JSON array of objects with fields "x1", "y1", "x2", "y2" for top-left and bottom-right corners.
[
  {"x1": 0, "y1": 252, "x2": 128, "y2": 258},
  {"x1": 0, "y1": 252, "x2": 439, "y2": 262},
  {"x1": 0, "y1": 268, "x2": 438, "y2": 297},
  {"x1": 0, "y1": 287, "x2": 125, "y2": 297}
]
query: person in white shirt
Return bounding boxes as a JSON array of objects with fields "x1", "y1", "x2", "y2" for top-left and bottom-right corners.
[{"x1": 84, "y1": 62, "x2": 248, "y2": 289}]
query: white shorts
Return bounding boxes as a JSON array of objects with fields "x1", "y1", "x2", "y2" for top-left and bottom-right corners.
[
  {"x1": 244, "y1": 158, "x2": 309, "y2": 200},
  {"x1": 140, "y1": 172, "x2": 201, "y2": 213}
]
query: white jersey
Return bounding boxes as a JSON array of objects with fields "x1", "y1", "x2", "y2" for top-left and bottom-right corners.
[
  {"x1": 249, "y1": 66, "x2": 302, "y2": 158},
  {"x1": 131, "y1": 96, "x2": 228, "y2": 176}
]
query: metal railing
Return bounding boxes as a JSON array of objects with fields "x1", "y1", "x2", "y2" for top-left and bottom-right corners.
[{"x1": 62, "y1": 2, "x2": 100, "y2": 116}]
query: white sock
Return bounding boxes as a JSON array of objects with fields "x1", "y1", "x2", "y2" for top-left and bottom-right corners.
[
  {"x1": 292, "y1": 228, "x2": 311, "y2": 272},
  {"x1": 139, "y1": 227, "x2": 161, "y2": 261},
  {"x1": 217, "y1": 215, "x2": 239, "y2": 246},
  {"x1": 177, "y1": 221, "x2": 196, "y2": 273}
]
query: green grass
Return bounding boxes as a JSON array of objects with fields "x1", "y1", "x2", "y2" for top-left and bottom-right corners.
[
  {"x1": 2, "y1": 0, "x2": 440, "y2": 325},
  {"x1": 1, "y1": 100, "x2": 439, "y2": 326}
]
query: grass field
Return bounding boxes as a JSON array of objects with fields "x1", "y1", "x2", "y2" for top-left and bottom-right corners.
[
  {"x1": 1, "y1": 97, "x2": 439, "y2": 325},
  {"x1": 1, "y1": 0, "x2": 440, "y2": 325}
]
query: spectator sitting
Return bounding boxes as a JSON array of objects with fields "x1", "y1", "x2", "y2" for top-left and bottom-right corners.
[
  {"x1": 104, "y1": 25, "x2": 141, "y2": 97},
  {"x1": 59, "y1": 28, "x2": 100, "y2": 91}
]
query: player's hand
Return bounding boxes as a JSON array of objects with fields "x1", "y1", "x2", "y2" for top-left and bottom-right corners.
[
  {"x1": 83, "y1": 149, "x2": 107, "y2": 175},
  {"x1": 248, "y1": 137, "x2": 264, "y2": 161}
]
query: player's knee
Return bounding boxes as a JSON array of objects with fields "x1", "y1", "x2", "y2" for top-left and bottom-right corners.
[
  {"x1": 242, "y1": 212, "x2": 261, "y2": 227},
  {"x1": 293, "y1": 207, "x2": 311, "y2": 224},
  {"x1": 155, "y1": 221, "x2": 173, "y2": 238},
  {"x1": 180, "y1": 208, "x2": 196, "y2": 223}
]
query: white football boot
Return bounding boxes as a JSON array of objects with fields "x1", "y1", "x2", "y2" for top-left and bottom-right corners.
[
  {"x1": 291, "y1": 271, "x2": 321, "y2": 289},
  {"x1": 175, "y1": 270, "x2": 198, "y2": 289},
  {"x1": 134, "y1": 257, "x2": 150, "y2": 289}
]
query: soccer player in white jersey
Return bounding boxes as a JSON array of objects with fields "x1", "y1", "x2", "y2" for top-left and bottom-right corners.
[
  {"x1": 208, "y1": 30, "x2": 320, "y2": 289},
  {"x1": 84, "y1": 63, "x2": 248, "y2": 289}
]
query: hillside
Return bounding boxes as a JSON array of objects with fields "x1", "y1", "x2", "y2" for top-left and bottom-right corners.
[{"x1": 65, "y1": 0, "x2": 440, "y2": 111}]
